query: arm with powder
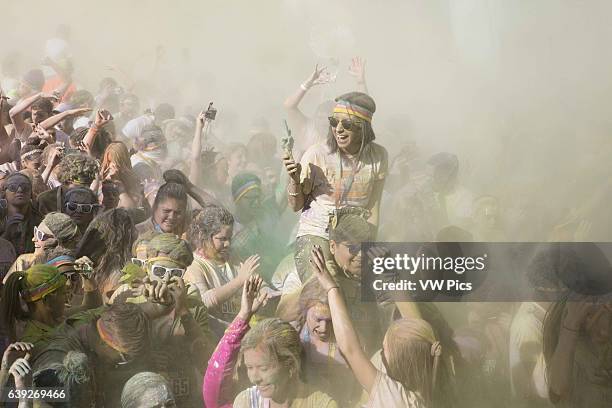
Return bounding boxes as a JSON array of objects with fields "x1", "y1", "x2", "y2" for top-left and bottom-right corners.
[
  {"x1": 203, "y1": 276, "x2": 268, "y2": 408},
  {"x1": 283, "y1": 65, "x2": 331, "y2": 143}
]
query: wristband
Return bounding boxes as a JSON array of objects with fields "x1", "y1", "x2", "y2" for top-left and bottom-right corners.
[
  {"x1": 300, "y1": 83, "x2": 310, "y2": 91},
  {"x1": 326, "y1": 286, "x2": 339, "y2": 294}
]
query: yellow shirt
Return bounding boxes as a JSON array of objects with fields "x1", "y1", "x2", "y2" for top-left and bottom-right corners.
[{"x1": 234, "y1": 382, "x2": 337, "y2": 408}]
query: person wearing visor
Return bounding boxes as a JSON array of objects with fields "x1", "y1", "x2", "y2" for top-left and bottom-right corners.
[
  {"x1": 62, "y1": 186, "x2": 100, "y2": 233},
  {"x1": 6, "y1": 211, "x2": 79, "y2": 279},
  {"x1": 282, "y1": 92, "x2": 388, "y2": 282},
  {"x1": 0, "y1": 172, "x2": 40, "y2": 256}
]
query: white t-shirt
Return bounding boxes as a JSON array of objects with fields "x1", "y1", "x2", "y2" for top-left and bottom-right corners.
[
  {"x1": 367, "y1": 370, "x2": 425, "y2": 408},
  {"x1": 509, "y1": 302, "x2": 548, "y2": 400},
  {"x1": 297, "y1": 142, "x2": 388, "y2": 239}
]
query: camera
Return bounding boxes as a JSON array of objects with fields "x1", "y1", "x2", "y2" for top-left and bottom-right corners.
[{"x1": 204, "y1": 102, "x2": 217, "y2": 120}]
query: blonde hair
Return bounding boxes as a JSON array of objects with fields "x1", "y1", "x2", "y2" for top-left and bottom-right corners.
[
  {"x1": 384, "y1": 318, "x2": 445, "y2": 406},
  {"x1": 100, "y1": 142, "x2": 140, "y2": 191},
  {"x1": 239, "y1": 318, "x2": 303, "y2": 380}
]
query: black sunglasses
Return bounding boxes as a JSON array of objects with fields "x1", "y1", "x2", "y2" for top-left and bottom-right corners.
[
  {"x1": 328, "y1": 116, "x2": 362, "y2": 131},
  {"x1": 5, "y1": 183, "x2": 31, "y2": 193}
]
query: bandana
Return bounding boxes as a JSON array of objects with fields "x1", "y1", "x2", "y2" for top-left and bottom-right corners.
[
  {"x1": 96, "y1": 319, "x2": 129, "y2": 354},
  {"x1": 46, "y1": 255, "x2": 77, "y2": 274},
  {"x1": 333, "y1": 100, "x2": 373, "y2": 122},
  {"x1": 21, "y1": 271, "x2": 67, "y2": 302},
  {"x1": 21, "y1": 149, "x2": 43, "y2": 160}
]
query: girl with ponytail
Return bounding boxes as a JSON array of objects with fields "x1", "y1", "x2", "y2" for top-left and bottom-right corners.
[
  {"x1": 310, "y1": 244, "x2": 454, "y2": 407},
  {"x1": 1, "y1": 264, "x2": 67, "y2": 344}
]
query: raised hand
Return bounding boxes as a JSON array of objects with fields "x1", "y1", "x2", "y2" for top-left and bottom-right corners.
[
  {"x1": 1, "y1": 342, "x2": 33, "y2": 371},
  {"x1": 310, "y1": 245, "x2": 337, "y2": 292},
  {"x1": 143, "y1": 278, "x2": 170, "y2": 306},
  {"x1": 167, "y1": 277, "x2": 189, "y2": 317},
  {"x1": 238, "y1": 274, "x2": 269, "y2": 321},
  {"x1": 348, "y1": 56, "x2": 367, "y2": 83},
  {"x1": 94, "y1": 109, "x2": 113, "y2": 128},
  {"x1": 196, "y1": 110, "x2": 207, "y2": 127},
  {"x1": 282, "y1": 154, "x2": 301, "y2": 184},
  {"x1": 302, "y1": 64, "x2": 332, "y2": 89},
  {"x1": 237, "y1": 254, "x2": 261, "y2": 282},
  {"x1": 34, "y1": 124, "x2": 55, "y2": 143}
]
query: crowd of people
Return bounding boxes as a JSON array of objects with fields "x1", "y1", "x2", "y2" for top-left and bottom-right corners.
[{"x1": 0, "y1": 27, "x2": 611, "y2": 408}]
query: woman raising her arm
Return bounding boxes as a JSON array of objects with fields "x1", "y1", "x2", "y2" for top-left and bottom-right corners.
[
  {"x1": 283, "y1": 92, "x2": 388, "y2": 283},
  {"x1": 310, "y1": 245, "x2": 455, "y2": 408}
]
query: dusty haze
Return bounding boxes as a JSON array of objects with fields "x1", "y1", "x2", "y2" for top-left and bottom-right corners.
[{"x1": 2, "y1": 0, "x2": 611, "y2": 239}]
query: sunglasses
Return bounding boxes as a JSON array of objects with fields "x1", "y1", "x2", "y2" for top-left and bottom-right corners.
[
  {"x1": 150, "y1": 264, "x2": 185, "y2": 280},
  {"x1": 131, "y1": 258, "x2": 145, "y2": 267},
  {"x1": 34, "y1": 225, "x2": 53, "y2": 242},
  {"x1": 65, "y1": 202, "x2": 100, "y2": 214},
  {"x1": 5, "y1": 183, "x2": 31, "y2": 193},
  {"x1": 342, "y1": 242, "x2": 362, "y2": 256},
  {"x1": 328, "y1": 116, "x2": 362, "y2": 131}
]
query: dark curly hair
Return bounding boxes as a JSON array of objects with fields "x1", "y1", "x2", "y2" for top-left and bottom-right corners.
[
  {"x1": 57, "y1": 153, "x2": 99, "y2": 186},
  {"x1": 187, "y1": 205, "x2": 234, "y2": 250}
]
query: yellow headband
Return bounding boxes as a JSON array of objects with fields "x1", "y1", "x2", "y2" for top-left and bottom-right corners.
[{"x1": 333, "y1": 101, "x2": 373, "y2": 122}]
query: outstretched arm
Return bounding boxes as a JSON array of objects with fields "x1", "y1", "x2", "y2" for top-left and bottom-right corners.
[
  {"x1": 283, "y1": 65, "x2": 331, "y2": 140},
  {"x1": 189, "y1": 110, "x2": 208, "y2": 186},
  {"x1": 39, "y1": 107, "x2": 92, "y2": 130},
  {"x1": 9, "y1": 92, "x2": 57, "y2": 135},
  {"x1": 81, "y1": 110, "x2": 112, "y2": 156},
  {"x1": 310, "y1": 245, "x2": 378, "y2": 393},
  {"x1": 203, "y1": 275, "x2": 268, "y2": 408}
]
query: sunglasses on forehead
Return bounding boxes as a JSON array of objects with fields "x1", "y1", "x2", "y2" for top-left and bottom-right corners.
[
  {"x1": 4, "y1": 182, "x2": 31, "y2": 193},
  {"x1": 150, "y1": 264, "x2": 185, "y2": 280},
  {"x1": 65, "y1": 202, "x2": 100, "y2": 214},
  {"x1": 328, "y1": 116, "x2": 363, "y2": 131},
  {"x1": 34, "y1": 225, "x2": 53, "y2": 242}
]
